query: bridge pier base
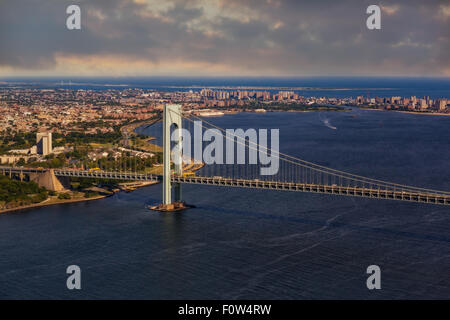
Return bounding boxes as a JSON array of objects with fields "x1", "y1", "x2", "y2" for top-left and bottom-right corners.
[
  {"x1": 149, "y1": 201, "x2": 193, "y2": 212},
  {"x1": 29, "y1": 169, "x2": 66, "y2": 192}
]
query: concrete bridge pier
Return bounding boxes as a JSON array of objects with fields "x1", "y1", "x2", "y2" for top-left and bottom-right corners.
[
  {"x1": 149, "y1": 104, "x2": 190, "y2": 212},
  {"x1": 29, "y1": 169, "x2": 66, "y2": 192}
]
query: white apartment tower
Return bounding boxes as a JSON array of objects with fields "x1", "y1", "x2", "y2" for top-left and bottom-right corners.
[{"x1": 36, "y1": 132, "x2": 53, "y2": 156}]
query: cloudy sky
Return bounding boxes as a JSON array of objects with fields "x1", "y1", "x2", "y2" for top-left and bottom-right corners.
[{"x1": 0, "y1": 0, "x2": 449, "y2": 77}]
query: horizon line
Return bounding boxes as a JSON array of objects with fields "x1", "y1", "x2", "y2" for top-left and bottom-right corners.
[{"x1": 2, "y1": 75, "x2": 450, "y2": 79}]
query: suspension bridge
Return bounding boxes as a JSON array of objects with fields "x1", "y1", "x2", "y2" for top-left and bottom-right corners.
[{"x1": 1, "y1": 104, "x2": 450, "y2": 210}]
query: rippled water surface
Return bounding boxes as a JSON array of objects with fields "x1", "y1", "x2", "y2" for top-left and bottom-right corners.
[{"x1": 1, "y1": 109, "x2": 450, "y2": 299}]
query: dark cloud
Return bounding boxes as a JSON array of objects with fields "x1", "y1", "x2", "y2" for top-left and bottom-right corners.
[{"x1": 0, "y1": 0, "x2": 448, "y2": 75}]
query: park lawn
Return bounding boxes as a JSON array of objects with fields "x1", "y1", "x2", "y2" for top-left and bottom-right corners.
[
  {"x1": 89, "y1": 142, "x2": 114, "y2": 148},
  {"x1": 145, "y1": 166, "x2": 163, "y2": 175}
]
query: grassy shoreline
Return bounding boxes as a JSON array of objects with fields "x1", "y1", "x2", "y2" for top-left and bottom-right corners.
[
  {"x1": 0, "y1": 194, "x2": 108, "y2": 214},
  {"x1": 0, "y1": 180, "x2": 161, "y2": 215}
]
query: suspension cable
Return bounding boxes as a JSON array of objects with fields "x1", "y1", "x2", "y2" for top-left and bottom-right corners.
[{"x1": 179, "y1": 112, "x2": 450, "y2": 195}]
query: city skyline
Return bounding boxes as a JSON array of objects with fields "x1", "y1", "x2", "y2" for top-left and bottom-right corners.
[{"x1": 0, "y1": 0, "x2": 449, "y2": 77}]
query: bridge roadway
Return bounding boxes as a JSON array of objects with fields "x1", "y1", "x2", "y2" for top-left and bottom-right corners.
[
  {"x1": 172, "y1": 176, "x2": 450, "y2": 206},
  {"x1": 2, "y1": 167, "x2": 449, "y2": 206},
  {"x1": 54, "y1": 169, "x2": 160, "y2": 182}
]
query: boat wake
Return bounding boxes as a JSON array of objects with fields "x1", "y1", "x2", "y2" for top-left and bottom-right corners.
[
  {"x1": 322, "y1": 118, "x2": 337, "y2": 130},
  {"x1": 318, "y1": 113, "x2": 337, "y2": 130}
]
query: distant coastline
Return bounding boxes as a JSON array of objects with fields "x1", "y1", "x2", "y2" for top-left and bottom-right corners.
[
  {"x1": 359, "y1": 107, "x2": 450, "y2": 116},
  {"x1": 395, "y1": 110, "x2": 450, "y2": 116}
]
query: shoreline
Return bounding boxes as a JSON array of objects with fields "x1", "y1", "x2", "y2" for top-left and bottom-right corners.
[
  {"x1": 187, "y1": 108, "x2": 348, "y2": 119},
  {"x1": 0, "y1": 194, "x2": 109, "y2": 215},
  {"x1": 1, "y1": 120, "x2": 162, "y2": 215},
  {"x1": 358, "y1": 107, "x2": 450, "y2": 116},
  {"x1": 0, "y1": 180, "x2": 161, "y2": 215},
  {"x1": 395, "y1": 110, "x2": 450, "y2": 116}
]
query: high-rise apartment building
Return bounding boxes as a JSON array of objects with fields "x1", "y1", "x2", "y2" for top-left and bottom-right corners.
[{"x1": 36, "y1": 132, "x2": 52, "y2": 156}]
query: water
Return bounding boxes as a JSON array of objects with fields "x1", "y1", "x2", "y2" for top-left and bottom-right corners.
[
  {"x1": 1, "y1": 109, "x2": 450, "y2": 299},
  {"x1": 3, "y1": 76, "x2": 450, "y2": 98}
]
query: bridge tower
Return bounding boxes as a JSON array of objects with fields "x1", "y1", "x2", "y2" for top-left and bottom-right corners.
[
  {"x1": 150, "y1": 104, "x2": 189, "y2": 212},
  {"x1": 163, "y1": 104, "x2": 183, "y2": 205}
]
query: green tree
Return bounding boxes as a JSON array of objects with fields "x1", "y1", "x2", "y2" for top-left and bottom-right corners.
[{"x1": 16, "y1": 158, "x2": 26, "y2": 166}]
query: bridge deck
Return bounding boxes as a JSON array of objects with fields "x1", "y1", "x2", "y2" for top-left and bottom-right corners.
[
  {"x1": 2, "y1": 167, "x2": 449, "y2": 206},
  {"x1": 54, "y1": 169, "x2": 160, "y2": 181},
  {"x1": 172, "y1": 176, "x2": 450, "y2": 206}
]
